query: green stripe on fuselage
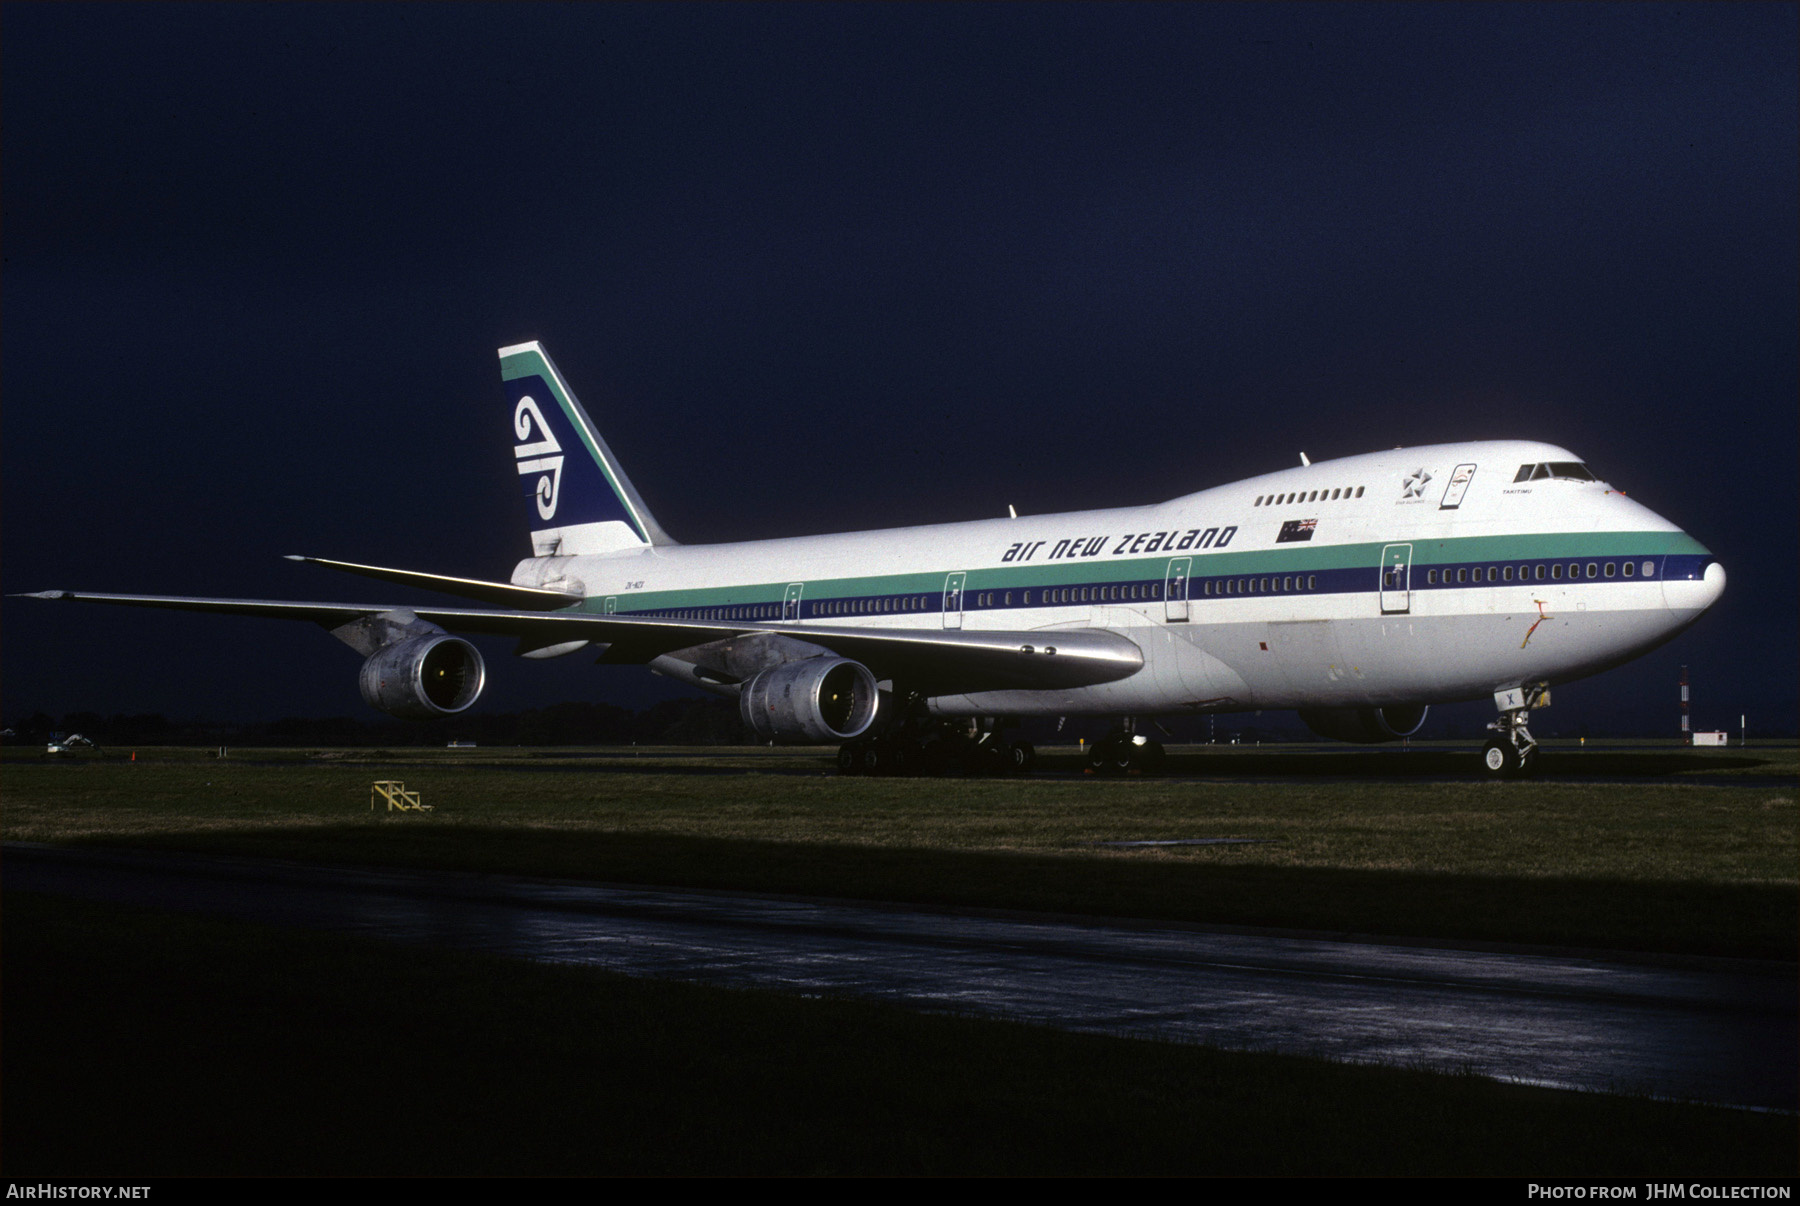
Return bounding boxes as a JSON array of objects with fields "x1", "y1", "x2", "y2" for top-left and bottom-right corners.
[{"x1": 574, "y1": 529, "x2": 1706, "y2": 615}]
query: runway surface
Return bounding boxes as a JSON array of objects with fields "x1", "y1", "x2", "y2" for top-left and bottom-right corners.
[{"x1": 8, "y1": 842, "x2": 1794, "y2": 1111}]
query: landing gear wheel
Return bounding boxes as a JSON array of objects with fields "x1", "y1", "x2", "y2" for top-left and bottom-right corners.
[
  {"x1": 1135, "y1": 738, "x2": 1166, "y2": 775},
  {"x1": 969, "y1": 739, "x2": 1009, "y2": 777},
  {"x1": 837, "y1": 742, "x2": 863, "y2": 775},
  {"x1": 886, "y1": 737, "x2": 918, "y2": 778},
  {"x1": 858, "y1": 741, "x2": 887, "y2": 776},
  {"x1": 1481, "y1": 737, "x2": 1522, "y2": 779},
  {"x1": 1089, "y1": 734, "x2": 1134, "y2": 775},
  {"x1": 920, "y1": 734, "x2": 970, "y2": 777},
  {"x1": 1516, "y1": 746, "x2": 1539, "y2": 779},
  {"x1": 1007, "y1": 739, "x2": 1037, "y2": 774}
]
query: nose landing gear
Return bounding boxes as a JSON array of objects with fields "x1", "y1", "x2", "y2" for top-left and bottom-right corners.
[{"x1": 1483, "y1": 684, "x2": 1546, "y2": 779}]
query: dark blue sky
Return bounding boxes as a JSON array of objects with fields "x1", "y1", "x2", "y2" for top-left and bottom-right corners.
[{"x1": 4, "y1": 4, "x2": 1794, "y2": 734}]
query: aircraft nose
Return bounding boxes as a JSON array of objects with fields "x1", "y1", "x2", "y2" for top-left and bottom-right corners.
[{"x1": 1662, "y1": 559, "x2": 1725, "y2": 616}]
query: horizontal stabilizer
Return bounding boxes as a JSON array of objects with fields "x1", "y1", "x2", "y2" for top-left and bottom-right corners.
[{"x1": 284, "y1": 556, "x2": 581, "y2": 611}]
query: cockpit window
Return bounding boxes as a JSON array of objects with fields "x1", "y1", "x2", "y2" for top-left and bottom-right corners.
[{"x1": 1515, "y1": 462, "x2": 1597, "y2": 482}]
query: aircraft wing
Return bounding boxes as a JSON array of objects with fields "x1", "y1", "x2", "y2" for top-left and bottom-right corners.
[{"x1": 19, "y1": 591, "x2": 1144, "y2": 694}]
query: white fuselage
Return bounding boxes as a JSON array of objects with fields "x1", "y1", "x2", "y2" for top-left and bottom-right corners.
[{"x1": 511, "y1": 440, "x2": 1723, "y2": 718}]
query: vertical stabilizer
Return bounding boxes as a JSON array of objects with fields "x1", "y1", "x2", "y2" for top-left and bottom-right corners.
[{"x1": 498, "y1": 341, "x2": 678, "y2": 556}]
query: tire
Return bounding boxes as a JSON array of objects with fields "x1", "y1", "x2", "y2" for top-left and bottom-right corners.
[
  {"x1": 921, "y1": 735, "x2": 969, "y2": 778},
  {"x1": 858, "y1": 741, "x2": 887, "y2": 775},
  {"x1": 1517, "y1": 746, "x2": 1539, "y2": 778},
  {"x1": 1133, "y1": 738, "x2": 1166, "y2": 774},
  {"x1": 1007, "y1": 740, "x2": 1037, "y2": 774},
  {"x1": 971, "y1": 740, "x2": 1008, "y2": 777},
  {"x1": 887, "y1": 738, "x2": 918, "y2": 778},
  {"x1": 1089, "y1": 735, "x2": 1133, "y2": 775},
  {"x1": 1481, "y1": 737, "x2": 1521, "y2": 779},
  {"x1": 837, "y1": 743, "x2": 863, "y2": 775}
]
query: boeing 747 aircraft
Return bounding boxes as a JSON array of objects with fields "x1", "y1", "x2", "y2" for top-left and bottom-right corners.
[{"x1": 24, "y1": 341, "x2": 1725, "y2": 777}]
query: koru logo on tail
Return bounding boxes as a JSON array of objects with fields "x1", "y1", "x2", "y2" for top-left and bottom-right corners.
[{"x1": 513, "y1": 396, "x2": 564, "y2": 520}]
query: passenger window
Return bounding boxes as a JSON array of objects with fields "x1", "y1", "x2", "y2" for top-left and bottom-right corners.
[
  {"x1": 1587, "y1": 563, "x2": 1598, "y2": 579},
  {"x1": 1643, "y1": 561, "x2": 1655, "y2": 577},
  {"x1": 1355, "y1": 486, "x2": 1364, "y2": 497},
  {"x1": 1427, "y1": 570, "x2": 1437, "y2": 585},
  {"x1": 1604, "y1": 563, "x2": 1614, "y2": 579},
  {"x1": 1622, "y1": 563, "x2": 1634, "y2": 578},
  {"x1": 1551, "y1": 565, "x2": 1563, "y2": 580},
  {"x1": 1308, "y1": 575, "x2": 1316, "y2": 589}
]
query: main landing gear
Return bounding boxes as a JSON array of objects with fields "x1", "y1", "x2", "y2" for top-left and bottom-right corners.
[
  {"x1": 837, "y1": 719, "x2": 1036, "y2": 778},
  {"x1": 1085, "y1": 729, "x2": 1165, "y2": 776},
  {"x1": 1482, "y1": 684, "x2": 1545, "y2": 779}
]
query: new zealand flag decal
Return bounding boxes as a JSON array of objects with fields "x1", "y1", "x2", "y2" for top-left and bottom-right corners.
[{"x1": 1277, "y1": 519, "x2": 1317, "y2": 543}]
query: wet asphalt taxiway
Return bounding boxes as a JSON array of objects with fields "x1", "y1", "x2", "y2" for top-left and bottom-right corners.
[{"x1": 7, "y1": 841, "x2": 1793, "y2": 1111}]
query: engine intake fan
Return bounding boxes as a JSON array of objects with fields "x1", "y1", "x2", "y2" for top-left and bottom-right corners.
[
  {"x1": 740, "y1": 657, "x2": 878, "y2": 743},
  {"x1": 359, "y1": 634, "x2": 486, "y2": 719}
]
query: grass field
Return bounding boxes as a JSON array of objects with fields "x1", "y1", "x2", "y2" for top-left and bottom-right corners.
[
  {"x1": 4, "y1": 740, "x2": 1794, "y2": 1175},
  {"x1": 4, "y1": 740, "x2": 1794, "y2": 956}
]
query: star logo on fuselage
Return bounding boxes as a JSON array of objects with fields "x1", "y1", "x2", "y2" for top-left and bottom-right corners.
[{"x1": 1402, "y1": 467, "x2": 1432, "y2": 498}]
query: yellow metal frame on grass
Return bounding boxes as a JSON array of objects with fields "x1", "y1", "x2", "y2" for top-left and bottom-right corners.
[{"x1": 371, "y1": 780, "x2": 430, "y2": 812}]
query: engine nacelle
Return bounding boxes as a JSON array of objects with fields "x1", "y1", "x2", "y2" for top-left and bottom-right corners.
[
  {"x1": 739, "y1": 657, "x2": 879, "y2": 743},
  {"x1": 1297, "y1": 704, "x2": 1429, "y2": 744},
  {"x1": 358, "y1": 635, "x2": 486, "y2": 719}
]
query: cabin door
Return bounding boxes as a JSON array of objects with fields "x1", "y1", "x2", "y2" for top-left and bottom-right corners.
[
  {"x1": 783, "y1": 582, "x2": 804, "y2": 622},
  {"x1": 1164, "y1": 557, "x2": 1192, "y2": 623},
  {"x1": 1379, "y1": 544, "x2": 1413, "y2": 614},
  {"x1": 943, "y1": 572, "x2": 966, "y2": 629}
]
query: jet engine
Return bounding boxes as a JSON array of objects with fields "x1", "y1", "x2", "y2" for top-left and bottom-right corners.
[
  {"x1": 358, "y1": 635, "x2": 486, "y2": 719},
  {"x1": 740, "y1": 657, "x2": 879, "y2": 743},
  {"x1": 1297, "y1": 704, "x2": 1429, "y2": 744}
]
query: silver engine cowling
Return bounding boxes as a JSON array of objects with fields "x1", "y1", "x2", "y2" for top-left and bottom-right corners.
[
  {"x1": 1297, "y1": 704, "x2": 1429, "y2": 744},
  {"x1": 739, "y1": 657, "x2": 879, "y2": 743},
  {"x1": 358, "y1": 635, "x2": 487, "y2": 719}
]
